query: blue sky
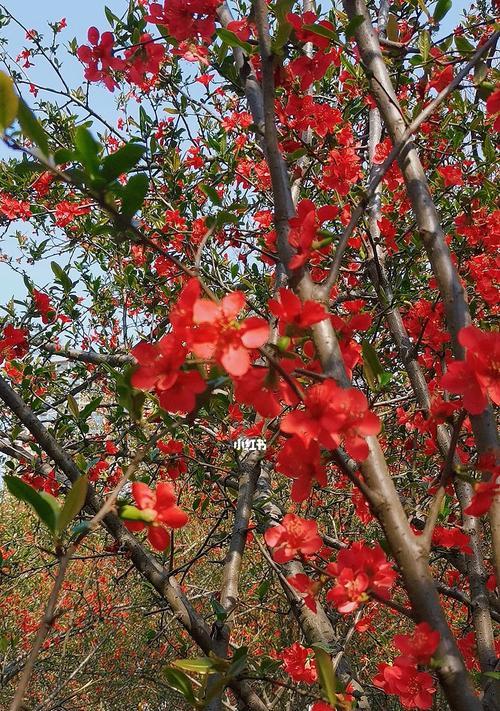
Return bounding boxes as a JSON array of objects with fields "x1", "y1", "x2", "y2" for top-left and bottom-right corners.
[{"x1": 0, "y1": 0, "x2": 471, "y2": 304}]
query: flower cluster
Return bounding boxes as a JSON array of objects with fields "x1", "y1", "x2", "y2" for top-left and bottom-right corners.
[
  {"x1": 78, "y1": 27, "x2": 166, "y2": 91},
  {"x1": 280, "y1": 379, "x2": 380, "y2": 461},
  {"x1": 131, "y1": 278, "x2": 268, "y2": 414},
  {"x1": 326, "y1": 541, "x2": 397, "y2": 614},
  {"x1": 374, "y1": 623, "x2": 439, "y2": 709},
  {"x1": 440, "y1": 325, "x2": 499, "y2": 415}
]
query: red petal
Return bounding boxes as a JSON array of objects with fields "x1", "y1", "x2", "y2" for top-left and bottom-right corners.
[
  {"x1": 148, "y1": 525, "x2": 170, "y2": 551},
  {"x1": 132, "y1": 482, "x2": 155, "y2": 510}
]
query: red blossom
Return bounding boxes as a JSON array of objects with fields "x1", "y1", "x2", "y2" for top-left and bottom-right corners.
[
  {"x1": 276, "y1": 436, "x2": 327, "y2": 502},
  {"x1": 441, "y1": 325, "x2": 500, "y2": 414},
  {"x1": 288, "y1": 199, "x2": 338, "y2": 269},
  {"x1": 281, "y1": 379, "x2": 380, "y2": 460},
  {"x1": 281, "y1": 642, "x2": 317, "y2": 684},
  {"x1": 486, "y1": 87, "x2": 500, "y2": 131},
  {"x1": 326, "y1": 541, "x2": 397, "y2": 613},
  {"x1": 268, "y1": 288, "x2": 328, "y2": 334},
  {"x1": 192, "y1": 291, "x2": 268, "y2": 377},
  {"x1": 264, "y1": 514, "x2": 322, "y2": 564},
  {"x1": 130, "y1": 334, "x2": 205, "y2": 414},
  {"x1": 374, "y1": 656, "x2": 436, "y2": 709},
  {"x1": 0, "y1": 325, "x2": 28, "y2": 364},
  {"x1": 393, "y1": 623, "x2": 440, "y2": 665},
  {"x1": 77, "y1": 28, "x2": 126, "y2": 91},
  {"x1": 432, "y1": 526, "x2": 472, "y2": 555},
  {"x1": 287, "y1": 573, "x2": 320, "y2": 612},
  {"x1": 124, "y1": 481, "x2": 189, "y2": 551}
]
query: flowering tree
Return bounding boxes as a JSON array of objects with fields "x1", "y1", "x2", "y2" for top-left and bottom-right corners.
[{"x1": 0, "y1": 1, "x2": 498, "y2": 710}]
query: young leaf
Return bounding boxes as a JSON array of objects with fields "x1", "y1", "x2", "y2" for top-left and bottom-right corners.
[
  {"x1": 313, "y1": 645, "x2": 337, "y2": 706},
  {"x1": 51, "y1": 261, "x2": 73, "y2": 292},
  {"x1": 433, "y1": 0, "x2": 452, "y2": 22},
  {"x1": 119, "y1": 504, "x2": 155, "y2": 523},
  {"x1": 4, "y1": 476, "x2": 58, "y2": 534},
  {"x1": 121, "y1": 173, "x2": 149, "y2": 217},
  {"x1": 74, "y1": 127, "x2": 101, "y2": 176},
  {"x1": 58, "y1": 475, "x2": 88, "y2": 535},
  {"x1": 0, "y1": 71, "x2": 19, "y2": 132},
  {"x1": 101, "y1": 143, "x2": 146, "y2": 182},
  {"x1": 172, "y1": 657, "x2": 216, "y2": 674},
  {"x1": 17, "y1": 99, "x2": 49, "y2": 156},
  {"x1": 344, "y1": 15, "x2": 364, "y2": 39},
  {"x1": 216, "y1": 28, "x2": 253, "y2": 54},
  {"x1": 164, "y1": 668, "x2": 197, "y2": 705}
]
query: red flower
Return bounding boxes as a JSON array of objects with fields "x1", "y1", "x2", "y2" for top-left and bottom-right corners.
[
  {"x1": 486, "y1": 87, "x2": 500, "y2": 131},
  {"x1": 264, "y1": 514, "x2": 322, "y2": 563},
  {"x1": 374, "y1": 657, "x2": 436, "y2": 709},
  {"x1": 427, "y1": 64, "x2": 453, "y2": 94},
  {"x1": 281, "y1": 642, "x2": 317, "y2": 684},
  {"x1": 322, "y1": 146, "x2": 362, "y2": 196},
  {"x1": 131, "y1": 334, "x2": 205, "y2": 414},
  {"x1": 276, "y1": 436, "x2": 327, "y2": 502},
  {"x1": 145, "y1": 0, "x2": 221, "y2": 44},
  {"x1": 124, "y1": 482, "x2": 188, "y2": 551},
  {"x1": 327, "y1": 567, "x2": 370, "y2": 613},
  {"x1": 287, "y1": 573, "x2": 320, "y2": 612},
  {"x1": 77, "y1": 27, "x2": 126, "y2": 90},
  {"x1": 326, "y1": 541, "x2": 396, "y2": 613},
  {"x1": 394, "y1": 623, "x2": 440, "y2": 665},
  {"x1": 268, "y1": 288, "x2": 328, "y2": 334},
  {"x1": 432, "y1": 526, "x2": 472, "y2": 555},
  {"x1": 464, "y1": 475, "x2": 500, "y2": 517},
  {"x1": 441, "y1": 326, "x2": 500, "y2": 414},
  {"x1": 54, "y1": 200, "x2": 91, "y2": 228},
  {"x1": 437, "y1": 164, "x2": 463, "y2": 187},
  {"x1": 33, "y1": 290, "x2": 56, "y2": 324},
  {"x1": 288, "y1": 200, "x2": 337, "y2": 270},
  {"x1": 233, "y1": 365, "x2": 291, "y2": 418},
  {"x1": 192, "y1": 291, "x2": 268, "y2": 376},
  {"x1": 131, "y1": 335, "x2": 186, "y2": 391},
  {"x1": 0, "y1": 325, "x2": 28, "y2": 363},
  {"x1": 281, "y1": 380, "x2": 380, "y2": 460}
]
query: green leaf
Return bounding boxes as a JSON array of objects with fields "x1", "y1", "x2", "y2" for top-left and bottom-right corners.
[
  {"x1": 4, "y1": 476, "x2": 58, "y2": 534},
  {"x1": 54, "y1": 148, "x2": 75, "y2": 164},
  {"x1": 344, "y1": 15, "x2": 364, "y2": 39},
  {"x1": 386, "y1": 14, "x2": 399, "y2": 42},
  {"x1": 433, "y1": 0, "x2": 452, "y2": 22},
  {"x1": 362, "y1": 340, "x2": 384, "y2": 391},
  {"x1": 121, "y1": 173, "x2": 149, "y2": 217},
  {"x1": 419, "y1": 30, "x2": 430, "y2": 63},
  {"x1": 51, "y1": 261, "x2": 73, "y2": 292},
  {"x1": 79, "y1": 396, "x2": 103, "y2": 421},
  {"x1": 455, "y1": 35, "x2": 474, "y2": 55},
  {"x1": 483, "y1": 672, "x2": 500, "y2": 680},
  {"x1": 74, "y1": 126, "x2": 101, "y2": 176},
  {"x1": 119, "y1": 504, "x2": 155, "y2": 523},
  {"x1": 228, "y1": 646, "x2": 248, "y2": 677},
  {"x1": 101, "y1": 143, "x2": 145, "y2": 182},
  {"x1": 58, "y1": 475, "x2": 88, "y2": 535},
  {"x1": 164, "y1": 668, "x2": 197, "y2": 705},
  {"x1": 172, "y1": 657, "x2": 215, "y2": 674},
  {"x1": 67, "y1": 394, "x2": 80, "y2": 418},
  {"x1": 17, "y1": 99, "x2": 49, "y2": 156},
  {"x1": 256, "y1": 579, "x2": 270, "y2": 601},
  {"x1": 0, "y1": 71, "x2": 19, "y2": 132},
  {"x1": 313, "y1": 645, "x2": 337, "y2": 706},
  {"x1": 302, "y1": 23, "x2": 336, "y2": 41},
  {"x1": 199, "y1": 183, "x2": 221, "y2": 206},
  {"x1": 216, "y1": 28, "x2": 253, "y2": 55}
]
